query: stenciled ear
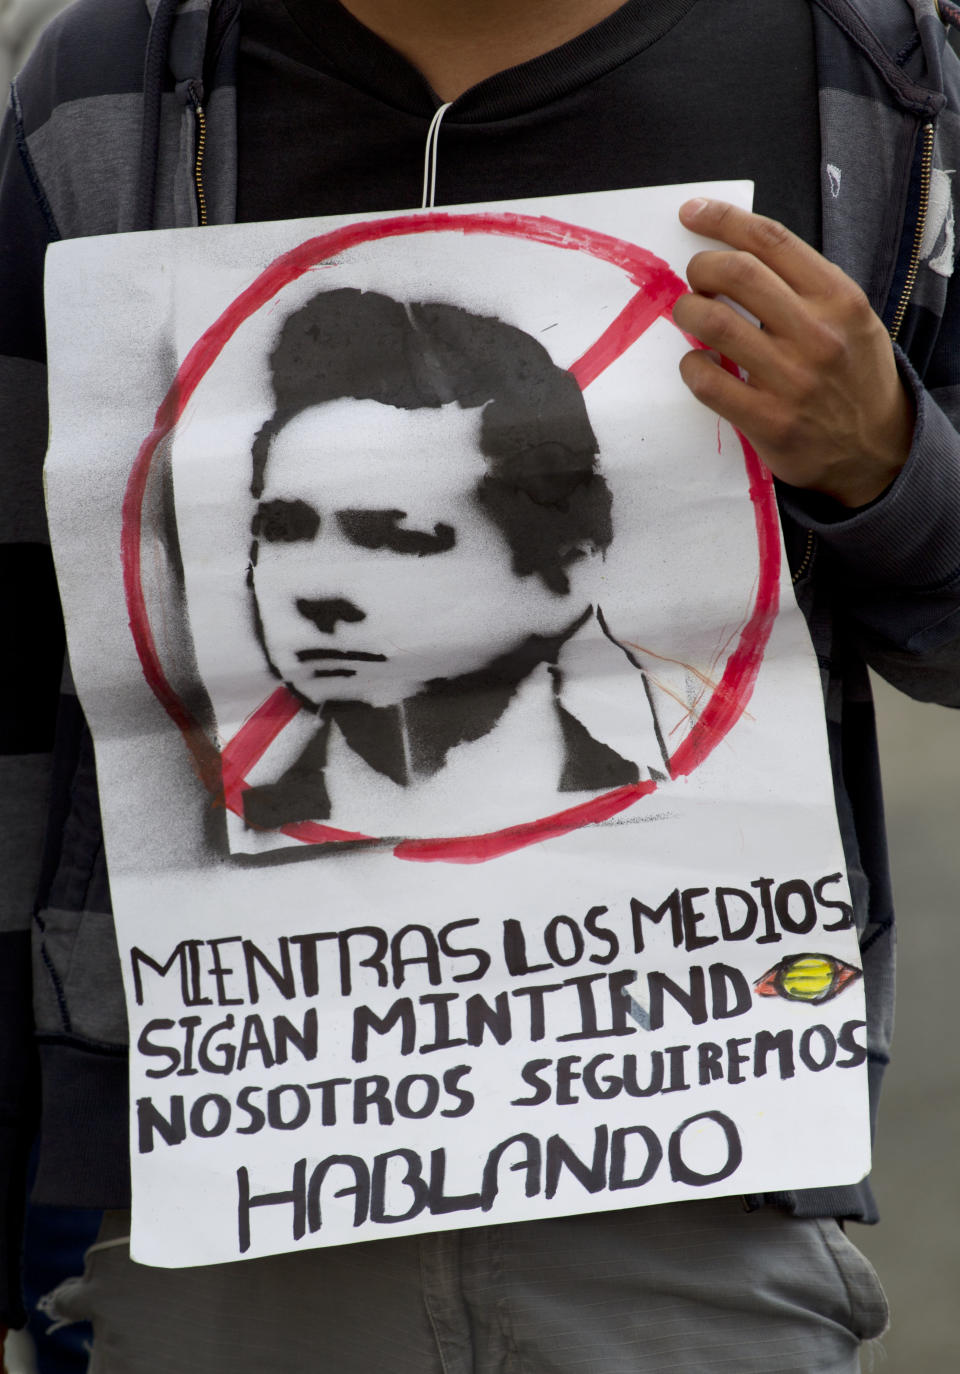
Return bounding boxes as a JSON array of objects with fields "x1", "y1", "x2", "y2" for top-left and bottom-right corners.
[{"x1": 544, "y1": 537, "x2": 607, "y2": 595}]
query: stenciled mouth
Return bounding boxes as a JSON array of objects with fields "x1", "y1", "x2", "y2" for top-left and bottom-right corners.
[
  {"x1": 295, "y1": 648, "x2": 389, "y2": 663},
  {"x1": 294, "y1": 647, "x2": 389, "y2": 680}
]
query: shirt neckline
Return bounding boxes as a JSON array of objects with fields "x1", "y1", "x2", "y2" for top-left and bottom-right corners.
[{"x1": 276, "y1": 0, "x2": 705, "y2": 121}]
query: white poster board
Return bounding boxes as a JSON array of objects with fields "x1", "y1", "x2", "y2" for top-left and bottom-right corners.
[{"x1": 43, "y1": 183, "x2": 870, "y2": 1268}]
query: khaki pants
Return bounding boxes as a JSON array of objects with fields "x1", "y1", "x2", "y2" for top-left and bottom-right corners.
[{"x1": 48, "y1": 1198, "x2": 888, "y2": 1374}]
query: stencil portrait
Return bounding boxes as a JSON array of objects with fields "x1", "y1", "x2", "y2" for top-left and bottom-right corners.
[{"x1": 189, "y1": 285, "x2": 670, "y2": 841}]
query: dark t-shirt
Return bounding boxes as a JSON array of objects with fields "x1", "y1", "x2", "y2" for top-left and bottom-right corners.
[{"x1": 237, "y1": 0, "x2": 821, "y2": 246}]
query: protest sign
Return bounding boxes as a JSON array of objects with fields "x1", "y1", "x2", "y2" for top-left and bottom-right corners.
[{"x1": 43, "y1": 183, "x2": 870, "y2": 1267}]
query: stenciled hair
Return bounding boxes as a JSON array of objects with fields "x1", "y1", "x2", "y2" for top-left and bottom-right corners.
[{"x1": 251, "y1": 287, "x2": 612, "y2": 593}]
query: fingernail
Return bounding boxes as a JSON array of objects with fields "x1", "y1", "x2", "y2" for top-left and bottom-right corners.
[{"x1": 682, "y1": 198, "x2": 710, "y2": 218}]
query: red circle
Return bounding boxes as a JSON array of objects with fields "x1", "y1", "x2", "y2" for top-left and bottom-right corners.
[{"x1": 122, "y1": 211, "x2": 780, "y2": 864}]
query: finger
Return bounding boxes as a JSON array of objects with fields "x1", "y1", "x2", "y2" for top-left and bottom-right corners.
[
  {"x1": 679, "y1": 199, "x2": 847, "y2": 299},
  {"x1": 672, "y1": 292, "x2": 789, "y2": 388},
  {"x1": 684, "y1": 249, "x2": 809, "y2": 340},
  {"x1": 677, "y1": 348, "x2": 784, "y2": 447}
]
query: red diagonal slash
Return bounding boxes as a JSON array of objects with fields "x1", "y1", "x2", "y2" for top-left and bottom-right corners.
[{"x1": 122, "y1": 211, "x2": 779, "y2": 864}]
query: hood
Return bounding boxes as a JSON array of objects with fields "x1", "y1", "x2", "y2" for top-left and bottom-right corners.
[{"x1": 811, "y1": 0, "x2": 948, "y2": 115}]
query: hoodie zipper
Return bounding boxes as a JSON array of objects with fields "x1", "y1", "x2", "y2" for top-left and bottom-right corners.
[
  {"x1": 889, "y1": 121, "x2": 935, "y2": 343},
  {"x1": 189, "y1": 84, "x2": 208, "y2": 227},
  {"x1": 791, "y1": 529, "x2": 815, "y2": 586}
]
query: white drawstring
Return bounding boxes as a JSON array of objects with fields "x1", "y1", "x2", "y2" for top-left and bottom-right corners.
[{"x1": 421, "y1": 101, "x2": 453, "y2": 209}]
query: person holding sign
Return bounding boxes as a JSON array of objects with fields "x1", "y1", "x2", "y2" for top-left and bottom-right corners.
[{"x1": 2, "y1": 1, "x2": 960, "y2": 1372}]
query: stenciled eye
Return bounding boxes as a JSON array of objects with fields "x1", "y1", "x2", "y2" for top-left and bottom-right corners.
[
  {"x1": 754, "y1": 953, "x2": 862, "y2": 1005},
  {"x1": 336, "y1": 509, "x2": 456, "y2": 556},
  {"x1": 252, "y1": 498, "x2": 321, "y2": 543}
]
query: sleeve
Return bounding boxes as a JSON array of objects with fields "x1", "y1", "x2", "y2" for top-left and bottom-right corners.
[
  {"x1": 777, "y1": 348, "x2": 960, "y2": 709},
  {"x1": 0, "y1": 87, "x2": 64, "y2": 1329},
  {"x1": 770, "y1": 30, "x2": 960, "y2": 712}
]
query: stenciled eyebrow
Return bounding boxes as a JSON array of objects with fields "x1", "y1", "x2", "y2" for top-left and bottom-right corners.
[
  {"x1": 336, "y1": 508, "x2": 456, "y2": 556},
  {"x1": 252, "y1": 498, "x2": 321, "y2": 543}
]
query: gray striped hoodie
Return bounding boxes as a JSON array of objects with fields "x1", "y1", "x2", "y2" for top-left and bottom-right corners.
[{"x1": 1, "y1": 0, "x2": 960, "y2": 1327}]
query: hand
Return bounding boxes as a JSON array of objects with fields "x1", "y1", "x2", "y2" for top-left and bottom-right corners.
[{"x1": 672, "y1": 199, "x2": 915, "y2": 509}]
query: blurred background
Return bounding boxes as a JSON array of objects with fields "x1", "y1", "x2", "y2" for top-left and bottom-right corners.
[
  {"x1": 2, "y1": 2, "x2": 959, "y2": 1371},
  {"x1": 0, "y1": 0, "x2": 65, "y2": 90},
  {"x1": 853, "y1": 677, "x2": 960, "y2": 1371}
]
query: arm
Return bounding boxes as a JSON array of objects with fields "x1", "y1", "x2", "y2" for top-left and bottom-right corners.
[
  {"x1": 671, "y1": 199, "x2": 960, "y2": 706},
  {"x1": 0, "y1": 91, "x2": 63, "y2": 1328}
]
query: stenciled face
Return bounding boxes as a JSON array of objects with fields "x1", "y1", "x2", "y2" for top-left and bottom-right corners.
[{"x1": 248, "y1": 397, "x2": 591, "y2": 709}]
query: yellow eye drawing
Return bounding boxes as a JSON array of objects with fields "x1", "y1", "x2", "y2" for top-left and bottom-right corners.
[{"x1": 754, "y1": 953, "x2": 862, "y2": 1005}]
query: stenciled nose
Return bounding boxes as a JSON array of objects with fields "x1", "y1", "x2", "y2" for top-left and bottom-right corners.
[{"x1": 296, "y1": 597, "x2": 366, "y2": 634}]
